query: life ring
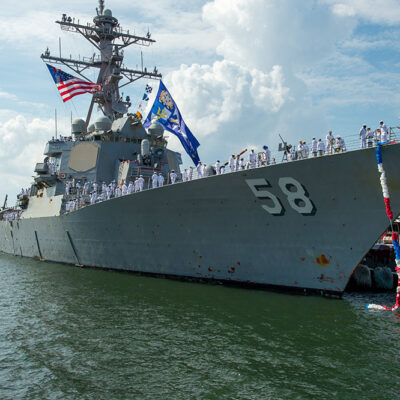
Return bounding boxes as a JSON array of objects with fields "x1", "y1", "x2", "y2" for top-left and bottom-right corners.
[{"x1": 60, "y1": 173, "x2": 66, "y2": 179}]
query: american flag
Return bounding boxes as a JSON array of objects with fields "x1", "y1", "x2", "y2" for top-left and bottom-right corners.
[{"x1": 46, "y1": 64, "x2": 101, "y2": 102}]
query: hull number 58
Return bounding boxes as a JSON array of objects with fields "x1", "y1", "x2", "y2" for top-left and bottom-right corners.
[{"x1": 246, "y1": 177, "x2": 315, "y2": 216}]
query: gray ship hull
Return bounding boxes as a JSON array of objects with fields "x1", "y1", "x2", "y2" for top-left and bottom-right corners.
[{"x1": 2, "y1": 145, "x2": 400, "y2": 295}]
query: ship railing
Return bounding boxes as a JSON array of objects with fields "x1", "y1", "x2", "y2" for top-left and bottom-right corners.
[
  {"x1": 222, "y1": 127, "x2": 400, "y2": 169},
  {"x1": 60, "y1": 127, "x2": 400, "y2": 214}
]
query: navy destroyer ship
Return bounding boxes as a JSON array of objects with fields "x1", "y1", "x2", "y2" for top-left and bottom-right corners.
[{"x1": 1, "y1": 1, "x2": 400, "y2": 297}]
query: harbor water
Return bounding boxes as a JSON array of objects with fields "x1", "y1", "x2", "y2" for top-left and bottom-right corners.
[{"x1": 0, "y1": 253, "x2": 399, "y2": 399}]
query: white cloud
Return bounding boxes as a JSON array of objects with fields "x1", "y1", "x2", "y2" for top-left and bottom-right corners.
[
  {"x1": 0, "y1": 114, "x2": 69, "y2": 201},
  {"x1": 323, "y1": 0, "x2": 400, "y2": 24},
  {"x1": 166, "y1": 61, "x2": 290, "y2": 138}
]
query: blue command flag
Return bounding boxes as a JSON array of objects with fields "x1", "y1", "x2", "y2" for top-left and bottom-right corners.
[{"x1": 143, "y1": 81, "x2": 200, "y2": 165}]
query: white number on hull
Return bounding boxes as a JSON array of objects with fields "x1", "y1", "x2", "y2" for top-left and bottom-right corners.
[
  {"x1": 245, "y1": 179, "x2": 283, "y2": 215},
  {"x1": 278, "y1": 177, "x2": 315, "y2": 215},
  {"x1": 246, "y1": 177, "x2": 315, "y2": 216}
]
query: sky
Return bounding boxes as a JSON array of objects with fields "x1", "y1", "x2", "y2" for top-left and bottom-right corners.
[{"x1": 2, "y1": 0, "x2": 400, "y2": 202}]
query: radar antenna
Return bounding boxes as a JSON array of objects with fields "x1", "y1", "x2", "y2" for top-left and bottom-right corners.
[
  {"x1": 41, "y1": 4, "x2": 162, "y2": 125},
  {"x1": 99, "y1": 0, "x2": 105, "y2": 15}
]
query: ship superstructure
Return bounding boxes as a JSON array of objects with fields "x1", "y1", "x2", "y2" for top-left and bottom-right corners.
[
  {"x1": 2, "y1": 2, "x2": 400, "y2": 297},
  {"x1": 29, "y1": 2, "x2": 182, "y2": 208}
]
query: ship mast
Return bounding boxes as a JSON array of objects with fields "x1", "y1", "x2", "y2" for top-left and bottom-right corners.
[{"x1": 41, "y1": 0, "x2": 162, "y2": 125}]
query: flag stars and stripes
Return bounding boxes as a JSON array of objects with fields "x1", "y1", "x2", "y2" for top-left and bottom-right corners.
[{"x1": 46, "y1": 64, "x2": 101, "y2": 103}]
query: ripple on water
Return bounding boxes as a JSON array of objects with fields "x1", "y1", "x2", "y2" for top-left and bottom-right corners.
[{"x1": 0, "y1": 254, "x2": 400, "y2": 399}]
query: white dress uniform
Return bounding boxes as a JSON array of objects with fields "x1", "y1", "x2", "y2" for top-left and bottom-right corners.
[
  {"x1": 326, "y1": 133, "x2": 334, "y2": 154},
  {"x1": 317, "y1": 140, "x2": 325, "y2": 156},
  {"x1": 303, "y1": 143, "x2": 309, "y2": 158},
  {"x1": 170, "y1": 172, "x2": 177, "y2": 184},
  {"x1": 134, "y1": 179, "x2": 140, "y2": 192},
  {"x1": 122, "y1": 183, "x2": 128, "y2": 196},
  {"x1": 158, "y1": 174, "x2": 164, "y2": 187},
  {"x1": 239, "y1": 158, "x2": 245, "y2": 170},
  {"x1": 366, "y1": 129, "x2": 374, "y2": 147},
  {"x1": 106, "y1": 186, "x2": 111, "y2": 200},
  {"x1": 215, "y1": 161, "x2": 220, "y2": 175},
  {"x1": 263, "y1": 148, "x2": 271, "y2": 164},
  {"x1": 249, "y1": 151, "x2": 256, "y2": 168},
  {"x1": 229, "y1": 156, "x2": 235, "y2": 172},
  {"x1": 128, "y1": 182, "x2": 134, "y2": 194},
  {"x1": 297, "y1": 142, "x2": 304, "y2": 159},
  {"x1": 182, "y1": 169, "x2": 188, "y2": 182},
  {"x1": 380, "y1": 123, "x2": 388, "y2": 142},
  {"x1": 93, "y1": 182, "x2": 98, "y2": 194},
  {"x1": 196, "y1": 163, "x2": 203, "y2": 178},
  {"x1": 138, "y1": 177, "x2": 144, "y2": 191},
  {"x1": 152, "y1": 173, "x2": 158, "y2": 188},
  {"x1": 311, "y1": 139, "x2": 317, "y2": 157},
  {"x1": 65, "y1": 182, "x2": 70, "y2": 195},
  {"x1": 359, "y1": 126, "x2": 367, "y2": 148},
  {"x1": 189, "y1": 167, "x2": 193, "y2": 181}
]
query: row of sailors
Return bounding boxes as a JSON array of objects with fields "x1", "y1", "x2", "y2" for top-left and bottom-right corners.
[
  {"x1": 359, "y1": 121, "x2": 388, "y2": 148},
  {"x1": 179, "y1": 149, "x2": 276, "y2": 179},
  {"x1": 64, "y1": 174, "x2": 166, "y2": 212},
  {"x1": 3, "y1": 210, "x2": 22, "y2": 221},
  {"x1": 50, "y1": 135, "x2": 74, "y2": 142},
  {"x1": 66, "y1": 177, "x2": 148, "y2": 198},
  {"x1": 46, "y1": 160, "x2": 56, "y2": 175}
]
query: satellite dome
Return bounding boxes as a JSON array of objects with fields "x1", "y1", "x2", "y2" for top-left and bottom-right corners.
[
  {"x1": 87, "y1": 123, "x2": 95, "y2": 133},
  {"x1": 71, "y1": 118, "x2": 86, "y2": 134},
  {"x1": 148, "y1": 123, "x2": 164, "y2": 136},
  {"x1": 94, "y1": 116, "x2": 112, "y2": 132},
  {"x1": 103, "y1": 9, "x2": 112, "y2": 17}
]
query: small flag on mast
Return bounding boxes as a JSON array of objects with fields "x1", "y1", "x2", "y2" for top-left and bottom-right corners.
[{"x1": 46, "y1": 64, "x2": 101, "y2": 103}]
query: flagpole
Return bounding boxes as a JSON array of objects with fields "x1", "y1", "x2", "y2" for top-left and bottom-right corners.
[{"x1": 85, "y1": 96, "x2": 95, "y2": 129}]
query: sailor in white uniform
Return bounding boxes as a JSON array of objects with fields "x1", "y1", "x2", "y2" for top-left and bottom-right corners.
[
  {"x1": 263, "y1": 146, "x2": 271, "y2": 165},
  {"x1": 138, "y1": 175, "x2": 144, "y2": 191},
  {"x1": 127, "y1": 181, "x2": 134, "y2": 194},
  {"x1": 359, "y1": 124, "x2": 367, "y2": 148},
  {"x1": 170, "y1": 170, "x2": 177, "y2": 184},
  {"x1": 158, "y1": 173, "x2": 164, "y2": 187},
  {"x1": 215, "y1": 160, "x2": 221, "y2": 175},
  {"x1": 317, "y1": 139, "x2": 325, "y2": 156},
  {"x1": 152, "y1": 172, "x2": 158, "y2": 188},
  {"x1": 189, "y1": 166, "x2": 193, "y2": 181},
  {"x1": 311, "y1": 138, "x2": 317, "y2": 157},
  {"x1": 134, "y1": 178, "x2": 139, "y2": 192},
  {"x1": 297, "y1": 141, "x2": 304, "y2": 159},
  {"x1": 83, "y1": 182, "x2": 89, "y2": 195},
  {"x1": 239, "y1": 158, "x2": 245, "y2": 170},
  {"x1": 65, "y1": 181, "x2": 70, "y2": 195},
  {"x1": 229, "y1": 155, "x2": 235, "y2": 172},
  {"x1": 93, "y1": 182, "x2": 98, "y2": 194},
  {"x1": 122, "y1": 182, "x2": 128, "y2": 196},
  {"x1": 380, "y1": 121, "x2": 388, "y2": 142},
  {"x1": 182, "y1": 169, "x2": 188, "y2": 182},
  {"x1": 326, "y1": 131, "x2": 334, "y2": 154},
  {"x1": 366, "y1": 128, "x2": 374, "y2": 147},
  {"x1": 201, "y1": 163, "x2": 207, "y2": 177},
  {"x1": 249, "y1": 150, "x2": 256, "y2": 168},
  {"x1": 196, "y1": 162, "x2": 203, "y2": 178},
  {"x1": 106, "y1": 185, "x2": 111, "y2": 200}
]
